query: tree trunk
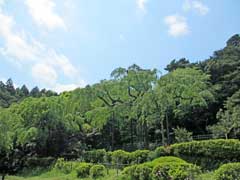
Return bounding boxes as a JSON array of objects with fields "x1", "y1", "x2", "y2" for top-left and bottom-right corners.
[
  {"x1": 2, "y1": 174, "x2": 5, "y2": 180},
  {"x1": 166, "y1": 113, "x2": 170, "y2": 145},
  {"x1": 143, "y1": 120, "x2": 149, "y2": 148},
  {"x1": 160, "y1": 116, "x2": 165, "y2": 146},
  {"x1": 225, "y1": 133, "x2": 228, "y2": 139},
  {"x1": 130, "y1": 118, "x2": 133, "y2": 148}
]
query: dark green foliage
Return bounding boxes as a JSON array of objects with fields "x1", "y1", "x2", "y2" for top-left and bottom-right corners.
[
  {"x1": 0, "y1": 79, "x2": 57, "y2": 108},
  {"x1": 214, "y1": 162, "x2": 240, "y2": 180},
  {"x1": 89, "y1": 165, "x2": 106, "y2": 178},
  {"x1": 25, "y1": 157, "x2": 55, "y2": 168}
]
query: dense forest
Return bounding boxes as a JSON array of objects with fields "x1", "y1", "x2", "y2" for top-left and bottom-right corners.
[{"x1": 0, "y1": 34, "x2": 240, "y2": 178}]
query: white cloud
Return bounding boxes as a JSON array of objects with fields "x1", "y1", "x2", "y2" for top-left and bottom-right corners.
[
  {"x1": 183, "y1": 0, "x2": 209, "y2": 16},
  {"x1": 137, "y1": 0, "x2": 148, "y2": 12},
  {"x1": 53, "y1": 81, "x2": 86, "y2": 93},
  {"x1": 164, "y1": 14, "x2": 189, "y2": 37},
  {"x1": 32, "y1": 63, "x2": 58, "y2": 86},
  {"x1": 25, "y1": 0, "x2": 66, "y2": 30},
  {"x1": 0, "y1": 7, "x2": 85, "y2": 90}
]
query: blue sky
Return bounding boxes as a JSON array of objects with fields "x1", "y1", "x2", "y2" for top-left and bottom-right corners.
[{"x1": 0, "y1": 0, "x2": 239, "y2": 92}]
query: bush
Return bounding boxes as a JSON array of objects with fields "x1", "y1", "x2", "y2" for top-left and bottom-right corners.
[
  {"x1": 111, "y1": 150, "x2": 131, "y2": 165},
  {"x1": 83, "y1": 149, "x2": 106, "y2": 163},
  {"x1": 150, "y1": 156, "x2": 187, "y2": 166},
  {"x1": 54, "y1": 158, "x2": 74, "y2": 174},
  {"x1": 121, "y1": 156, "x2": 201, "y2": 180},
  {"x1": 171, "y1": 139, "x2": 240, "y2": 160},
  {"x1": 134, "y1": 164, "x2": 152, "y2": 180},
  {"x1": 152, "y1": 163, "x2": 201, "y2": 180},
  {"x1": 149, "y1": 146, "x2": 171, "y2": 160},
  {"x1": 130, "y1": 150, "x2": 150, "y2": 164},
  {"x1": 89, "y1": 165, "x2": 106, "y2": 178},
  {"x1": 76, "y1": 162, "x2": 93, "y2": 178},
  {"x1": 214, "y1": 163, "x2": 240, "y2": 180}
]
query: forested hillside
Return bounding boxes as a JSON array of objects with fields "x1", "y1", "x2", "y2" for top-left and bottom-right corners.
[
  {"x1": 0, "y1": 35, "x2": 240, "y2": 177},
  {"x1": 0, "y1": 79, "x2": 57, "y2": 108}
]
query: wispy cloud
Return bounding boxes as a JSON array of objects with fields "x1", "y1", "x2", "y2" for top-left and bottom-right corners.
[
  {"x1": 164, "y1": 14, "x2": 189, "y2": 37},
  {"x1": 183, "y1": 0, "x2": 209, "y2": 16},
  {"x1": 25, "y1": 0, "x2": 66, "y2": 30}
]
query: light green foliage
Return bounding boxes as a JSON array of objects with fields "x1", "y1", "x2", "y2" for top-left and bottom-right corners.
[
  {"x1": 152, "y1": 162, "x2": 200, "y2": 180},
  {"x1": 122, "y1": 156, "x2": 200, "y2": 180},
  {"x1": 111, "y1": 150, "x2": 131, "y2": 165},
  {"x1": 54, "y1": 158, "x2": 75, "y2": 174},
  {"x1": 174, "y1": 127, "x2": 193, "y2": 143},
  {"x1": 83, "y1": 149, "x2": 107, "y2": 163},
  {"x1": 89, "y1": 165, "x2": 107, "y2": 179},
  {"x1": 76, "y1": 163, "x2": 93, "y2": 178},
  {"x1": 208, "y1": 90, "x2": 240, "y2": 139},
  {"x1": 214, "y1": 163, "x2": 240, "y2": 180},
  {"x1": 170, "y1": 139, "x2": 240, "y2": 169}
]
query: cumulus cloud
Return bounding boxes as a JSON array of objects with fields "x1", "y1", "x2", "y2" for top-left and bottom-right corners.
[
  {"x1": 164, "y1": 14, "x2": 189, "y2": 37},
  {"x1": 25, "y1": 0, "x2": 66, "y2": 30},
  {"x1": 0, "y1": 6, "x2": 84, "y2": 91},
  {"x1": 183, "y1": 0, "x2": 209, "y2": 15}
]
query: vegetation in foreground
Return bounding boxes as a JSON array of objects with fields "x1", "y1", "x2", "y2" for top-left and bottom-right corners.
[
  {"x1": 0, "y1": 35, "x2": 240, "y2": 179},
  {"x1": 4, "y1": 139, "x2": 240, "y2": 180}
]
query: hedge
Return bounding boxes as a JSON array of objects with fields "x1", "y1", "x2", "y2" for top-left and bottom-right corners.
[
  {"x1": 82, "y1": 149, "x2": 150, "y2": 166},
  {"x1": 214, "y1": 162, "x2": 240, "y2": 180},
  {"x1": 152, "y1": 139, "x2": 240, "y2": 169}
]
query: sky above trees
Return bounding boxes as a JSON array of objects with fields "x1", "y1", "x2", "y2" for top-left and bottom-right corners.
[{"x1": 0, "y1": 0, "x2": 239, "y2": 92}]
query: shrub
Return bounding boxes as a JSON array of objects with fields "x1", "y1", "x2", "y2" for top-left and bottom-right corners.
[
  {"x1": 170, "y1": 139, "x2": 240, "y2": 169},
  {"x1": 149, "y1": 139, "x2": 240, "y2": 169},
  {"x1": 76, "y1": 162, "x2": 93, "y2": 178},
  {"x1": 111, "y1": 150, "x2": 131, "y2": 165},
  {"x1": 54, "y1": 158, "x2": 74, "y2": 174},
  {"x1": 121, "y1": 165, "x2": 138, "y2": 180},
  {"x1": 90, "y1": 165, "x2": 106, "y2": 178},
  {"x1": 151, "y1": 156, "x2": 187, "y2": 166},
  {"x1": 214, "y1": 163, "x2": 240, "y2": 180},
  {"x1": 134, "y1": 164, "x2": 152, "y2": 180},
  {"x1": 149, "y1": 146, "x2": 171, "y2": 160},
  {"x1": 83, "y1": 149, "x2": 106, "y2": 163},
  {"x1": 152, "y1": 162, "x2": 201, "y2": 180},
  {"x1": 121, "y1": 156, "x2": 200, "y2": 180},
  {"x1": 130, "y1": 150, "x2": 150, "y2": 164}
]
